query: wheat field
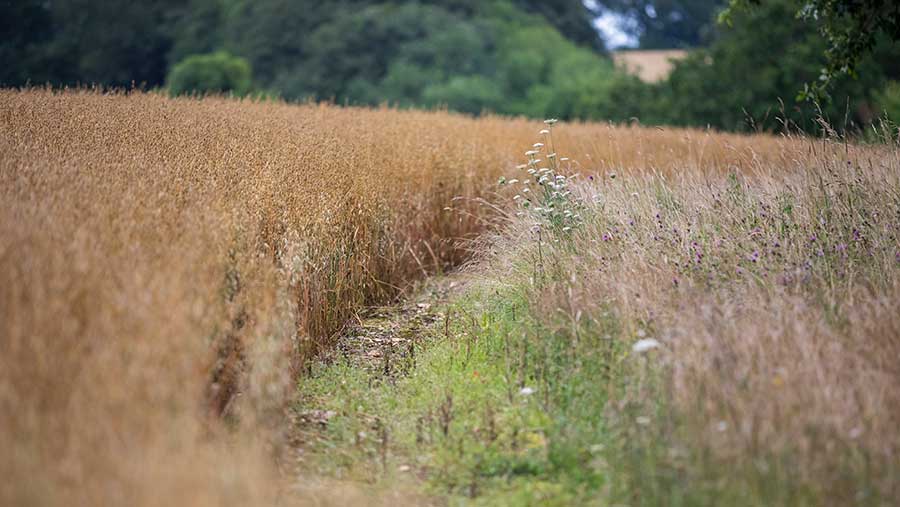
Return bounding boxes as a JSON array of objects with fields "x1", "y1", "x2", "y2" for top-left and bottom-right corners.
[{"x1": 0, "y1": 89, "x2": 887, "y2": 505}]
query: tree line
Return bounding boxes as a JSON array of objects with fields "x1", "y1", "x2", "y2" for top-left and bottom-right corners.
[{"x1": 3, "y1": 0, "x2": 899, "y2": 134}]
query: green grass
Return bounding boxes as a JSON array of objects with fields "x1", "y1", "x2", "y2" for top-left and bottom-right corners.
[
  {"x1": 296, "y1": 278, "x2": 632, "y2": 505},
  {"x1": 294, "y1": 265, "x2": 885, "y2": 506}
]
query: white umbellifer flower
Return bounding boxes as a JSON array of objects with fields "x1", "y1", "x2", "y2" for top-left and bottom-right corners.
[
  {"x1": 544, "y1": 119, "x2": 558, "y2": 125},
  {"x1": 635, "y1": 416, "x2": 651, "y2": 426},
  {"x1": 562, "y1": 226, "x2": 572, "y2": 232},
  {"x1": 527, "y1": 168, "x2": 536, "y2": 174},
  {"x1": 508, "y1": 179, "x2": 519, "y2": 184},
  {"x1": 516, "y1": 164, "x2": 527, "y2": 170},
  {"x1": 522, "y1": 188, "x2": 530, "y2": 193},
  {"x1": 538, "y1": 176, "x2": 549, "y2": 183},
  {"x1": 533, "y1": 143, "x2": 544, "y2": 148},
  {"x1": 538, "y1": 167, "x2": 551, "y2": 173},
  {"x1": 520, "y1": 387, "x2": 535, "y2": 396},
  {"x1": 513, "y1": 195, "x2": 521, "y2": 200},
  {"x1": 632, "y1": 338, "x2": 661, "y2": 353},
  {"x1": 547, "y1": 153, "x2": 556, "y2": 159},
  {"x1": 555, "y1": 175, "x2": 566, "y2": 180},
  {"x1": 539, "y1": 129, "x2": 550, "y2": 135},
  {"x1": 525, "y1": 150, "x2": 538, "y2": 156}
]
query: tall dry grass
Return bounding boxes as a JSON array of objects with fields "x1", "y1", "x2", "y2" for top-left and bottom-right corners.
[
  {"x1": 0, "y1": 89, "x2": 846, "y2": 505},
  {"x1": 490, "y1": 129, "x2": 900, "y2": 503}
]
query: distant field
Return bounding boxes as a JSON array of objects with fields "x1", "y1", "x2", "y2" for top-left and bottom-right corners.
[
  {"x1": 1, "y1": 90, "x2": 891, "y2": 505},
  {"x1": 612, "y1": 49, "x2": 689, "y2": 82}
]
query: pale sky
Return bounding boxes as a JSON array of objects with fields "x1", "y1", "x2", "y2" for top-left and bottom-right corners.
[{"x1": 584, "y1": 0, "x2": 640, "y2": 49}]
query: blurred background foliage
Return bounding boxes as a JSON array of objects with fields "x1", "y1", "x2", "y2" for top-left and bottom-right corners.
[{"x1": 2, "y1": 0, "x2": 899, "y2": 134}]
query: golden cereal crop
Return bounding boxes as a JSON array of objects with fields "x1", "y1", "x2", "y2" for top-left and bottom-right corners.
[{"x1": 0, "y1": 89, "x2": 842, "y2": 505}]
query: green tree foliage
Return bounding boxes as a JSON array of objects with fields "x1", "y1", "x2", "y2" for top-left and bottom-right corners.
[
  {"x1": 875, "y1": 81, "x2": 900, "y2": 125},
  {"x1": 43, "y1": 0, "x2": 183, "y2": 88},
  {"x1": 634, "y1": 0, "x2": 899, "y2": 132},
  {"x1": 0, "y1": 0, "x2": 54, "y2": 86},
  {"x1": 0, "y1": 0, "x2": 205, "y2": 88},
  {"x1": 724, "y1": 0, "x2": 900, "y2": 94},
  {"x1": 222, "y1": 0, "x2": 620, "y2": 117},
  {"x1": 166, "y1": 51, "x2": 252, "y2": 97}
]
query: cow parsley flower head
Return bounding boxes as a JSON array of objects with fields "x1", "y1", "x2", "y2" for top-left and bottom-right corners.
[{"x1": 632, "y1": 338, "x2": 661, "y2": 353}]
